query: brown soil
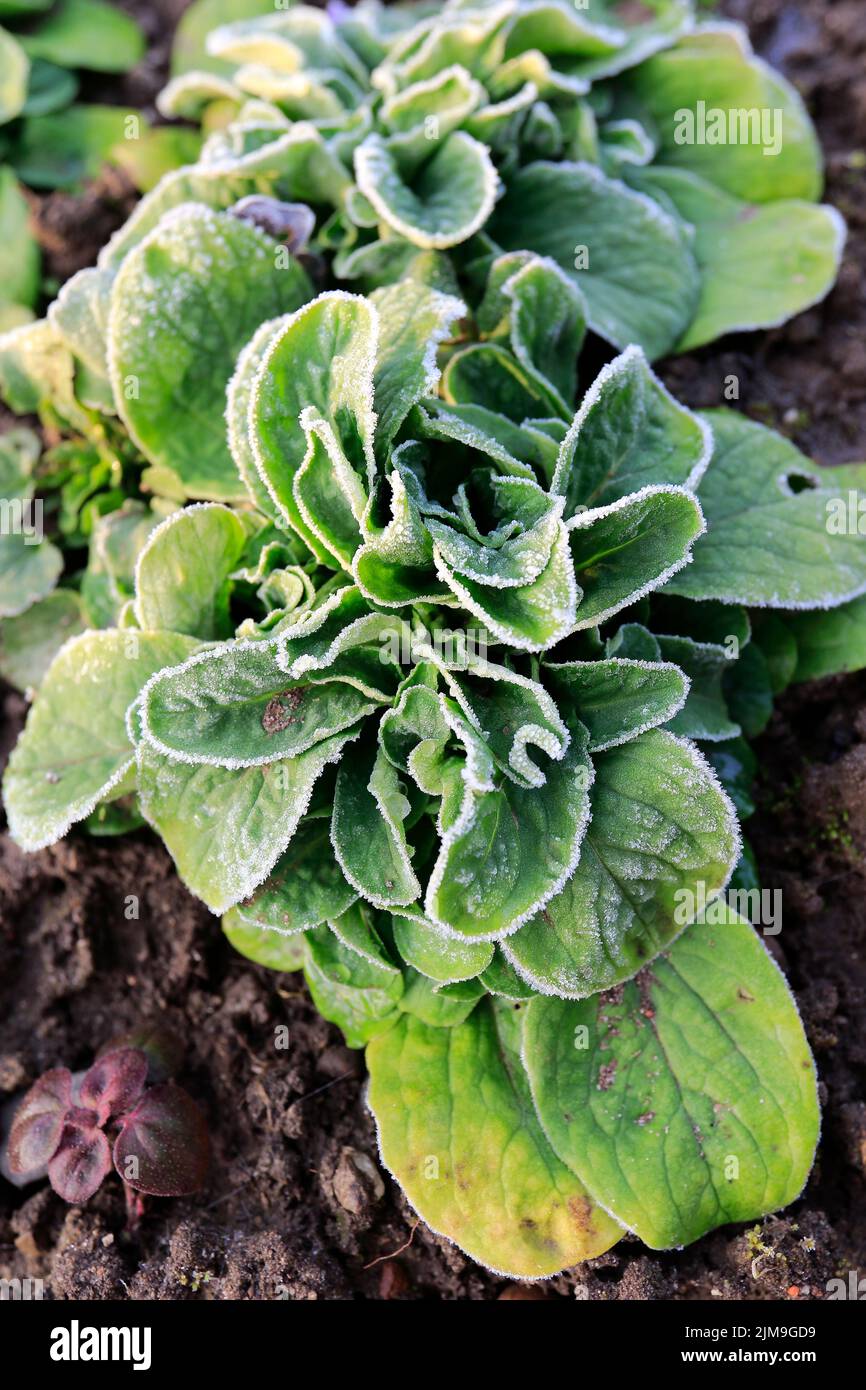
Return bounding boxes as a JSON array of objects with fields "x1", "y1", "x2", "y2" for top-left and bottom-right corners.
[{"x1": 1, "y1": 0, "x2": 865, "y2": 1300}]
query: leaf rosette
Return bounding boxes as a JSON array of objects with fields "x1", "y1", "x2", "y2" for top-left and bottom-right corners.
[
  {"x1": 153, "y1": 0, "x2": 844, "y2": 358},
  {"x1": 1, "y1": 7, "x2": 862, "y2": 1275}
]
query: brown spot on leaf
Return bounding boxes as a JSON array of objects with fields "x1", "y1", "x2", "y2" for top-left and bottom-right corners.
[
  {"x1": 636, "y1": 1111, "x2": 655, "y2": 1126},
  {"x1": 261, "y1": 689, "x2": 305, "y2": 735},
  {"x1": 567, "y1": 1194, "x2": 594, "y2": 1233},
  {"x1": 597, "y1": 1060, "x2": 618, "y2": 1092}
]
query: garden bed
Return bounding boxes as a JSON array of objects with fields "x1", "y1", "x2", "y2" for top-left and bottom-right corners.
[{"x1": 0, "y1": 0, "x2": 864, "y2": 1300}]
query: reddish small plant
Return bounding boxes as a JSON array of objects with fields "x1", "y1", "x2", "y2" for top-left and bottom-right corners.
[{"x1": 5, "y1": 1028, "x2": 208, "y2": 1209}]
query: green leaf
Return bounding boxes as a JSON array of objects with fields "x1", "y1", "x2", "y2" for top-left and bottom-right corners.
[
  {"x1": 0, "y1": 318, "x2": 86, "y2": 426},
  {"x1": 48, "y1": 265, "x2": 112, "y2": 383},
  {"x1": 0, "y1": 531, "x2": 62, "y2": 619},
  {"x1": 392, "y1": 912, "x2": 494, "y2": 984},
  {"x1": 751, "y1": 613, "x2": 798, "y2": 695},
  {"x1": 134, "y1": 504, "x2": 247, "y2": 639},
  {"x1": 569, "y1": 485, "x2": 704, "y2": 629},
  {"x1": 476, "y1": 252, "x2": 586, "y2": 415},
  {"x1": 354, "y1": 131, "x2": 499, "y2": 249},
  {"x1": 20, "y1": 58, "x2": 77, "y2": 118},
  {"x1": 426, "y1": 720, "x2": 593, "y2": 940},
  {"x1": 13, "y1": 105, "x2": 133, "y2": 190},
  {"x1": 723, "y1": 640, "x2": 774, "y2": 739},
  {"x1": 490, "y1": 160, "x2": 699, "y2": 359},
  {"x1": 222, "y1": 820, "x2": 357, "y2": 939},
  {"x1": 141, "y1": 638, "x2": 379, "y2": 768},
  {"x1": 656, "y1": 634, "x2": 739, "y2": 742},
  {"x1": 20, "y1": 0, "x2": 144, "y2": 73},
  {"x1": 0, "y1": 588, "x2": 85, "y2": 691},
  {"x1": 523, "y1": 907, "x2": 820, "y2": 1248},
  {"x1": 250, "y1": 291, "x2": 376, "y2": 544},
  {"x1": 81, "y1": 502, "x2": 159, "y2": 629},
  {"x1": 0, "y1": 423, "x2": 38, "y2": 496},
  {"x1": 397, "y1": 969, "x2": 485, "y2": 1028},
  {"x1": 630, "y1": 167, "x2": 844, "y2": 352},
  {"x1": 0, "y1": 167, "x2": 39, "y2": 310},
  {"x1": 437, "y1": 522, "x2": 578, "y2": 651},
  {"x1": 332, "y1": 726, "x2": 421, "y2": 909},
  {"x1": 543, "y1": 656, "x2": 689, "y2": 752},
  {"x1": 0, "y1": 28, "x2": 28, "y2": 125},
  {"x1": 479, "y1": 948, "x2": 536, "y2": 1001},
  {"x1": 171, "y1": 0, "x2": 275, "y2": 76},
  {"x1": 102, "y1": 126, "x2": 350, "y2": 268},
  {"x1": 553, "y1": 346, "x2": 711, "y2": 514},
  {"x1": 666, "y1": 411, "x2": 866, "y2": 608},
  {"x1": 223, "y1": 915, "x2": 305, "y2": 972},
  {"x1": 304, "y1": 920, "x2": 402, "y2": 1049},
  {"x1": 108, "y1": 203, "x2": 312, "y2": 500},
  {"x1": 706, "y1": 736, "x2": 756, "y2": 821},
  {"x1": 504, "y1": 729, "x2": 739, "y2": 998},
  {"x1": 137, "y1": 726, "x2": 358, "y2": 913},
  {"x1": 112, "y1": 126, "x2": 203, "y2": 193},
  {"x1": 4, "y1": 630, "x2": 196, "y2": 851},
  {"x1": 367, "y1": 1001, "x2": 621, "y2": 1277},
  {"x1": 624, "y1": 25, "x2": 824, "y2": 202},
  {"x1": 783, "y1": 597, "x2": 866, "y2": 682},
  {"x1": 369, "y1": 279, "x2": 465, "y2": 455}
]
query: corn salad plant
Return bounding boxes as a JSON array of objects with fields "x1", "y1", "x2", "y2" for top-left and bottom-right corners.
[{"x1": 1, "y1": 0, "x2": 864, "y2": 1278}]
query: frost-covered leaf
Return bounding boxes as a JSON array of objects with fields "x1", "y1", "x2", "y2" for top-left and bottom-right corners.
[
  {"x1": 436, "y1": 522, "x2": 577, "y2": 652},
  {"x1": 523, "y1": 907, "x2": 820, "y2": 1247},
  {"x1": 543, "y1": 656, "x2": 688, "y2": 752},
  {"x1": 332, "y1": 729, "x2": 421, "y2": 910},
  {"x1": 623, "y1": 25, "x2": 824, "y2": 203},
  {"x1": 476, "y1": 252, "x2": 586, "y2": 416},
  {"x1": 568, "y1": 485, "x2": 704, "y2": 629},
  {"x1": 108, "y1": 203, "x2": 312, "y2": 499},
  {"x1": 666, "y1": 411, "x2": 866, "y2": 608},
  {"x1": 369, "y1": 279, "x2": 465, "y2": 455},
  {"x1": 553, "y1": 346, "x2": 711, "y2": 515},
  {"x1": 137, "y1": 726, "x2": 358, "y2": 913},
  {"x1": 490, "y1": 160, "x2": 699, "y2": 359},
  {"x1": 81, "y1": 503, "x2": 159, "y2": 629},
  {"x1": 425, "y1": 720, "x2": 593, "y2": 940},
  {"x1": 250, "y1": 291, "x2": 375, "y2": 545},
  {"x1": 222, "y1": 820, "x2": 356, "y2": 939},
  {"x1": 354, "y1": 130, "x2": 499, "y2": 250},
  {"x1": 141, "y1": 638, "x2": 380, "y2": 768},
  {"x1": 134, "y1": 504, "x2": 247, "y2": 639},
  {"x1": 504, "y1": 729, "x2": 739, "y2": 998},
  {"x1": 392, "y1": 912, "x2": 494, "y2": 984},
  {"x1": 630, "y1": 167, "x2": 844, "y2": 352},
  {"x1": 367, "y1": 1000, "x2": 621, "y2": 1277},
  {"x1": 101, "y1": 124, "x2": 350, "y2": 268},
  {"x1": 0, "y1": 318, "x2": 87, "y2": 428},
  {"x1": 656, "y1": 634, "x2": 739, "y2": 742},
  {"x1": 4, "y1": 630, "x2": 196, "y2": 851}
]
